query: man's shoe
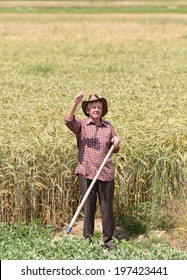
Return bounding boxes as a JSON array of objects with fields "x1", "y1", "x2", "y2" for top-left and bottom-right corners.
[
  {"x1": 103, "y1": 241, "x2": 116, "y2": 250},
  {"x1": 85, "y1": 236, "x2": 92, "y2": 243}
]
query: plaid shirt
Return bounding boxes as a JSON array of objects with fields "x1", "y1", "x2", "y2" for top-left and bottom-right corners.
[{"x1": 64, "y1": 115, "x2": 119, "y2": 181}]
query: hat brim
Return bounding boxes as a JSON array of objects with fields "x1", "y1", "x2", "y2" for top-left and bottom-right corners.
[{"x1": 82, "y1": 97, "x2": 108, "y2": 117}]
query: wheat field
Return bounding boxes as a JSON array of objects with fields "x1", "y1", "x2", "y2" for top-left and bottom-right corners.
[{"x1": 0, "y1": 4, "x2": 187, "y2": 228}]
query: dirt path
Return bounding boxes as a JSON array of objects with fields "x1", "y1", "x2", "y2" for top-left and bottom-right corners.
[{"x1": 54, "y1": 218, "x2": 187, "y2": 254}]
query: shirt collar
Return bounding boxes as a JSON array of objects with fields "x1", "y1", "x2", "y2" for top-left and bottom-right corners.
[{"x1": 86, "y1": 118, "x2": 107, "y2": 127}]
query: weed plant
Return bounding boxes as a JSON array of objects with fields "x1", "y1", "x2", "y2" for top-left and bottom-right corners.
[{"x1": 0, "y1": 222, "x2": 186, "y2": 260}]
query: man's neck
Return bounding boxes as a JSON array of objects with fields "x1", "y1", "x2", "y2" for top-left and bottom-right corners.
[{"x1": 90, "y1": 117, "x2": 101, "y2": 125}]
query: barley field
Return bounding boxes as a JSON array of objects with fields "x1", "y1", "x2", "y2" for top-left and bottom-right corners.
[{"x1": 0, "y1": 1, "x2": 187, "y2": 230}]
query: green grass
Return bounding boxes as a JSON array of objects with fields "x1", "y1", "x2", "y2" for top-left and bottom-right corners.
[
  {"x1": 0, "y1": 222, "x2": 186, "y2": 260},
  {"x1": 0, "y1": 6, "x2": 187, "y2": 14}
]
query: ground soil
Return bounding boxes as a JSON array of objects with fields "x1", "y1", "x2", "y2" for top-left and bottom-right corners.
[{"x1": 54, "y1": 218, "x2": 187, "y2": 254}]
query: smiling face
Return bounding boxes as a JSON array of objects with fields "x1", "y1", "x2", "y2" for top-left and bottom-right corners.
[{"x1": 86, "y1": 101, "x2": 103, "y2": 124}]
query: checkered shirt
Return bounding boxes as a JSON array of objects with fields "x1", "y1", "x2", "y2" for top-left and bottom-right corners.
[{"x1": 64, "y1": 116, "x2": 119, "y2": 181}]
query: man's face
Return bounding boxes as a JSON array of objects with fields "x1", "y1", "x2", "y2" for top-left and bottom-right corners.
[{"x1": 86, "y1": 101, "x2": 103, "y2": 120}]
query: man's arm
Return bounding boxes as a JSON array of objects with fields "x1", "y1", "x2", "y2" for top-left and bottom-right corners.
[
  {"x1": 66, "y1": 92, "x2": 84, "y2": 121},
  {"x1": 111, "y1": 136, "x2": 120, "y2": 150}
]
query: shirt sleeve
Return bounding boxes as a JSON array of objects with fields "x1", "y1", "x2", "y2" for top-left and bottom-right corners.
[
  {"x1": 111, "y1": 124, "x2": 120, "y2": 153},
  {"x1": 64, "y1": 115, "x2": 81, "y2": 136}
]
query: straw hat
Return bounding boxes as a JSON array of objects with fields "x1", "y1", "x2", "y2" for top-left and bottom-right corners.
[{"x1": 82, "y1": 94, "x2": 108, "y2": 117}]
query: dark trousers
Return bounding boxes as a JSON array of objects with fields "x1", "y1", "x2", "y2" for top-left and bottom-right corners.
[{"x1": 78, "y1": 174, "x2": 118, "y2": 243}]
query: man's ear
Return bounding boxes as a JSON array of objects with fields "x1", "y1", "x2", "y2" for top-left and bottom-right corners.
[{"x1": 86, "y1": 106, "x2": 90, "y2": 115}]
